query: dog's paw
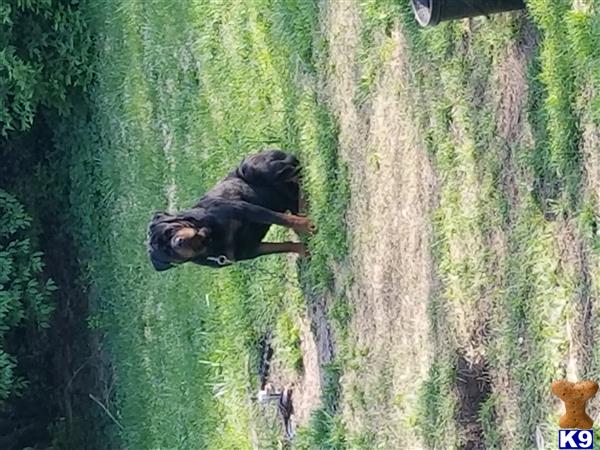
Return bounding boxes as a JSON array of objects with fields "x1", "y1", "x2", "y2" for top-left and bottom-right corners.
[
  {"x1": 299, "y1": 244, "x2": 311, "y2": 259},
  {"x1": 292, "y1": 217, "x2": 317, "y2": 235}
]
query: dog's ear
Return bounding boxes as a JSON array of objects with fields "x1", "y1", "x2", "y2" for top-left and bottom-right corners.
[
  {"x1": 147, "y1": 211, "x2": 179, "y2": 272},
  {"x1": 150, "y1": 253, "x2": 175, "y2": 272},
  {"x1": 151, "y1": 211, "x2": 173, "y2": 224},
  {"x1": 196, "y1": 227, "x2": 210, "y2": 239}
]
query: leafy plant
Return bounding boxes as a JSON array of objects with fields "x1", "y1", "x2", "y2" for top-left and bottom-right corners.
[
  {"x1": 0, "y1": 189, "x2": 56, "y2": 403},
  {"x1": 0, "y1": 0, "x2": 95, "y2": 135}
]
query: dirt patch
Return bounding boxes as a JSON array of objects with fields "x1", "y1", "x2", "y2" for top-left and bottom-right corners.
[
  {"x1": 261, "y1": 286, "x2": 333, "y2": 434},
  {"x1": 321, "y1": 2, "x2": 436, "y2": 446},
  {"x1": 494, "y1": 18, "x2": 538, "y2": 216},
  {"x1": 455, "y1": 354, "x2": 492, "y2": 450},
  {"x1": 290, "y1": 313, "x2": 327, "y2": 427},
  {"x1": 495, "y1": 20, "x2": 537, "y2": 145},
  {"x1": 306, "y1": 295, "x2": 335, "y2": 370}
]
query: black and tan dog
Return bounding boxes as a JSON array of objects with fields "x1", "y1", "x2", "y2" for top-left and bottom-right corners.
[{"x1": 147, "y1": 149, "x2": 315, "y2": 271}]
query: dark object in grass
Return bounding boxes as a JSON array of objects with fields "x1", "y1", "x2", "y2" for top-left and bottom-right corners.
[
  {"x1": 278, "y1": 388, "x2": 295, "y2": 440},
  {"x1": 256, "y1": 384, "x2": 295, "y2": 441},
  {"x1": 258, "y1": 332, "x2": 274, "y2": 390},
  {"x1": 411, "y1": 0, "x2": 526, "y2": 27},
  {"x1": 147, "y1": 149, "x2": 314, "y2": 271}
]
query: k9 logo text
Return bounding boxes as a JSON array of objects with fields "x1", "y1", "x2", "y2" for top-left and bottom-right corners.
[{"x1": 559, "y1": 429, "x2": 594, "y2": 449}]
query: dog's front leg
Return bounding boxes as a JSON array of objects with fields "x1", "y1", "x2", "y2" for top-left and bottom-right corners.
[
  {"x1": 250, "y1": 242, "x2": 308, "y2": 258},
  {"x1": 226, "y1": 242, "x2": 309, "y2": 263},
  {"x1": 274, "y1": 214, "x2": 315, "y2": 234},
  {"x1": 224, "y1": 219, "x2": 242, "y2": 262}
]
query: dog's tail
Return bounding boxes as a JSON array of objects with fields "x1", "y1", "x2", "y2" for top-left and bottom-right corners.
[{"x1": 235, "y1": 149, "x2": 300, "y2": 186}]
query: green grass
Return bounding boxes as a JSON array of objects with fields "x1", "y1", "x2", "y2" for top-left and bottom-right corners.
[
  {"x1": 393, "y1": 1, "x2": 600, "y2": 448},
  {"x1": 39, "y1": 0, "x2": 600, "y2": 447},
  {"x1": 49, "y1": 0, "x2": 349, "y2": 448},
  {"x1": 294, "y1": 362, "x2": 347, "y2": 450},
  {"x1": 274, "y1": 307, "x2": 304, "y2": 373},
  {"x1": 252, "y1": 0, "x2": 600, "y2": 446}
]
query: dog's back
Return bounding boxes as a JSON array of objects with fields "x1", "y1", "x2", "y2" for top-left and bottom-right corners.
[
  {"x1": 198, "y1": 149, "x2": 300, "y2": 214},
  {"x1": 234, "y1": 150, "x2": 299, "y2": 186}
]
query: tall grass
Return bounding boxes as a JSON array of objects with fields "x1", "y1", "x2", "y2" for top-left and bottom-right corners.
[{"x1": 51, "y1": 0, "x2": 350, "y2": 447}]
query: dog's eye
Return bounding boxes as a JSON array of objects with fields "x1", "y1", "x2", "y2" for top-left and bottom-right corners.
[{"x1": 172, "y1": 236, "x2": 183, "y2": 247}]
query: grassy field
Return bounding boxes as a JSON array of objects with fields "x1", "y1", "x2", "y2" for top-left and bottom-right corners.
[
  {"x1": 46, "y1": 0, "x2": 600, "y2": 448},
  {"x1": 404, "y1": 1, "x2": 600, "y2": 448},
  {"x1": 57, "y1": 0, "x2": 348, "y2": 448},
  {"x1": 327, "y1": 0, "x2": 600, "y2": 449}
]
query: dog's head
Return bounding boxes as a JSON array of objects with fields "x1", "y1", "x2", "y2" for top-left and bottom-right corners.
[{"x1": 147, "y1": 211, "x2": 211, "y2": 271}]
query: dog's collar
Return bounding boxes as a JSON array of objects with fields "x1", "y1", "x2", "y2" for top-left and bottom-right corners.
[{"x1": 206, "y1": 255, "x2": 233, "y2": 266}]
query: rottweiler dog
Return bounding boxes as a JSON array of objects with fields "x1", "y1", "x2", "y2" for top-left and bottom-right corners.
[{"x1": 147, "y1": 149, "x2": 314, "y2": 271}]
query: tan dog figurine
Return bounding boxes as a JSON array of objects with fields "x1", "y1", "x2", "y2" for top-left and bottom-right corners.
[{"x1": 552, "y1": 380, "x2": 599, "y2": 429}]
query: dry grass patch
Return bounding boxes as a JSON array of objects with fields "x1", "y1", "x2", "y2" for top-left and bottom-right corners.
[{"x1": 322, "y1": 3, "x2": 436, "y2": 445}]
